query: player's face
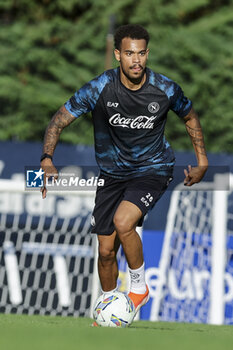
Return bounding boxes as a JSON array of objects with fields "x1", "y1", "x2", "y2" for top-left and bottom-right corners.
[{"x1": 114, "y1": 38, "x2": 149, "y2": 86}]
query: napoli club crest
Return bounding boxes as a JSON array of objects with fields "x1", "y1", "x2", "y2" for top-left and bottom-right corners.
[{"x1": 148, "y1": 102, "x2": 160, "y2": 113}]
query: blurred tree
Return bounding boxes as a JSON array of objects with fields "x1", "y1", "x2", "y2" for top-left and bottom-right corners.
[{"x1": 0, "y1": 0, "x2": 233, "y2": 153}]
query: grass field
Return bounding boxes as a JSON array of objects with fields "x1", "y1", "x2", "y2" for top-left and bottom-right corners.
[{"x1": 0, "y1": 314, "x2": 233, "y2": 350}]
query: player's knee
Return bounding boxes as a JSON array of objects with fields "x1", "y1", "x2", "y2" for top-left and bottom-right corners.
[
  {"x1": 113, "y1": 214, "x2": 133, "y2": 235},
  {"x1": 98, "y1": 245, "x2": 116, "y2": 262}
]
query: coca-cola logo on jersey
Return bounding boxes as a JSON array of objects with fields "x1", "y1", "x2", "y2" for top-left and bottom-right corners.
[{"x1": 109, "y1": 113, "x2": 157, "y2": 129}]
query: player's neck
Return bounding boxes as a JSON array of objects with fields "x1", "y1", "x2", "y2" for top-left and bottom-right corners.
[{"x1": 119, "y1": 68, "x2": 147, "y2": 91}]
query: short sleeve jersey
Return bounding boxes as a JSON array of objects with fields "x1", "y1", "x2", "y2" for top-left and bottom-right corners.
[{"x1": 64, "y1": 68, "x2": 192, "y2": 179}]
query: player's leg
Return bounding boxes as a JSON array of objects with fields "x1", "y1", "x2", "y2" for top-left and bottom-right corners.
[
  {"x1": 113, "y1": 200, "x2": 149, "y2": 312},
  {"x1": 113, "y1": 174, "x2": 173, "y2": 311},
  {"x1": 113, "y1": 200, "x2": 144, "y2": 270},
  {"x1": 91, "y1": 174, "x2": 124, "y2": 293},
  {"x1": 97, "y1": 231, "x2": 120, "y2": 293},
  {"x1": 92, "y1": 231, "x2": 121, "y2": 327}
]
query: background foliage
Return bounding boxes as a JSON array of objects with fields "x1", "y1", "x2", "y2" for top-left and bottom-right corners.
[{"x1": 0, "y1": 0, "x2": 233, "y2": 153}]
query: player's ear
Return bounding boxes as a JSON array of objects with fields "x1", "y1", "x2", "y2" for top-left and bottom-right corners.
[
  {"x1": 114, "y1": 49, "x2": 120, "y2": 62},
  {"x1": 146, "y1": 48, "x2": 149, "y2": 58}
]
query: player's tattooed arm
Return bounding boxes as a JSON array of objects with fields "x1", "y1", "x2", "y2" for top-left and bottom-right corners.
[
  {"x1": 40, "y1": 106, "x2": 76, "y2": 199},
  {"x1": 184, "y1": 108, "x2": 207, "y2": 157},
  {"x1": 183, "y1": 108, "x2": 208, "y2": 186},
  {"x1": 43, "y1": 105, "x2": 76, "y2": 156}
]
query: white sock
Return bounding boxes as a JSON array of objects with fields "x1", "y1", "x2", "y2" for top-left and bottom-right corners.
[
  {"x1": 129, "y1": 263, "x2": 147, "y2": 294},
  {"x1": 101, "y1": 286, "x2": 117, "y2": 297}
]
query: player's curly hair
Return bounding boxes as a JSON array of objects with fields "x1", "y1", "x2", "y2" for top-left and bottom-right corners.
[{"x1": 114, "y1": 24, "x2": 150, "y2": 50}]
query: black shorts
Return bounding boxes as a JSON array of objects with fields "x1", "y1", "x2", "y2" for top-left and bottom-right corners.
[{"x1": 91, "y1": 173, "x2": 173, "y2": 235}]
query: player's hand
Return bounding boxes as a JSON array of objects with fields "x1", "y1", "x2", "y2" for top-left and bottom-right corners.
[
  {"x1": 184, "y1": 165, "x2": 207, "y2": 186},
  {"x1": 40, "y1": 159, "x2": 58, "y2": 199}
]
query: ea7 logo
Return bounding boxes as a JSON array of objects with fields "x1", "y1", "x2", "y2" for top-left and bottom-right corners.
[{"x1": 107, "y1": 102, "x2": 119, "y2": 108}]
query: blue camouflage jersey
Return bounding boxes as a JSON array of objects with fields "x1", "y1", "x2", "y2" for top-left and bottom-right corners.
[{"x1": 64, "y1": 67, "x2": 192, "y2": 179}]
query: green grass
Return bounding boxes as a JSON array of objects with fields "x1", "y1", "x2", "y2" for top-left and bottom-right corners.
[{"x1": 0, "y1": 314, "x2": 233, "y2": 350}]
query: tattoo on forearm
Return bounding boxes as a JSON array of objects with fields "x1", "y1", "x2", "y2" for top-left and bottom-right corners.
[
  {"x1": 186, "y1": 124, "x2": 207, "y2": 156},
  {"x1": 43, "y1": 107, "x2": 75, "y2": 155}
]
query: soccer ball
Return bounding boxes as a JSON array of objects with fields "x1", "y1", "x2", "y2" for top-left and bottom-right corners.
[{"x1": 93, "y1": 291, "x2": 135, "y2": 327}]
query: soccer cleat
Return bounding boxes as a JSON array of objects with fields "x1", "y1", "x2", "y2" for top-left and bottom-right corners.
[
  {"x1": 92, "y1": 321, "x2": 99, "y2": 327},
  {"x1": 128, "y1": 285, "x2": 149, "y2": 314}
]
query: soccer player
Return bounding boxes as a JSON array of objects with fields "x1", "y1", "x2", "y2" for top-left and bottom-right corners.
[{"x1": 40, "y1": 24, "x2": 208, "y2": 316}]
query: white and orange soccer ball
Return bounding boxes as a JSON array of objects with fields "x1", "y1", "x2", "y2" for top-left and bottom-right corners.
[{"x1": 93, "y1": 291, "x2": 135, "y2": 327}]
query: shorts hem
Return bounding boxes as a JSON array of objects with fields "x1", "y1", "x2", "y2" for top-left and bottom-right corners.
[{"x1": 91, "y1": 229, "x2": 115, "y2": 236}]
